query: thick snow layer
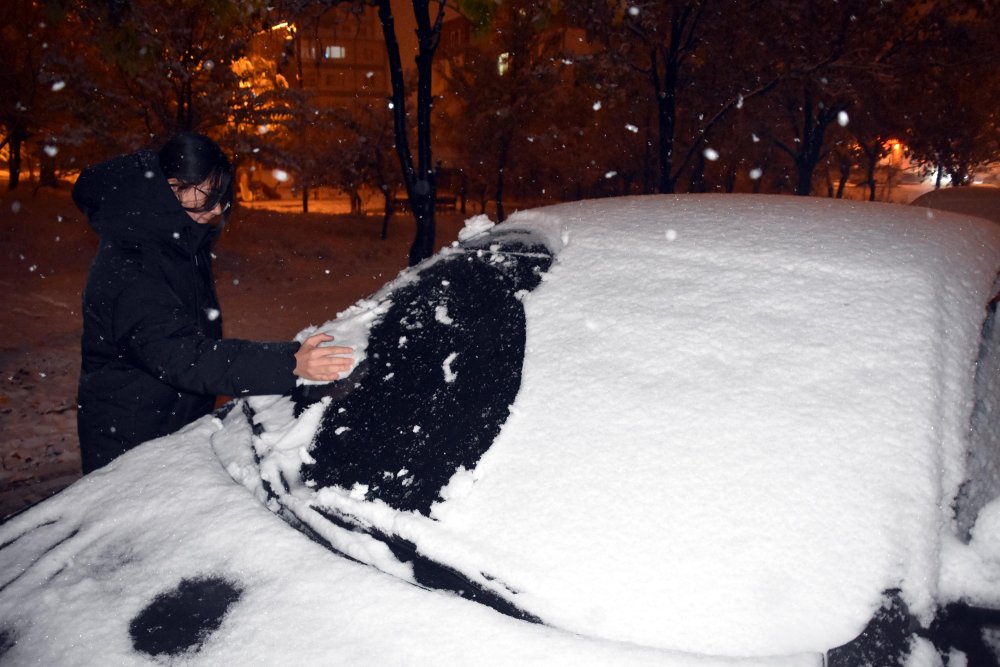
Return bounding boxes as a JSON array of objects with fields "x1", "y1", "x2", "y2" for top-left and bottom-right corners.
[
  {"x1": 457, "y1": 196, "x2": 1000, "y2": 654},
  {"x1": 0, "y1": 417, "x2": 816, "y2": 667},
  {"x1": 3, "y1": 194, "x2": 1000, "y2": 664},
  {"x1": 249, "y1": 195, "x2": 1000, "y2": 657}
]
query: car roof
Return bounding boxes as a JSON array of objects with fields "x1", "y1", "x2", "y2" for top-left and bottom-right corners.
[{"x1": 910, "y1": 185, "x2": 1000, "y2": 224}]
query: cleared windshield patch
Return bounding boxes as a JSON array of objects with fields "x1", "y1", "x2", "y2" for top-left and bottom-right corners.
[
  {"x1": 295, "y1": 234, "x2": 552, "y2": 515},
  {"x1": 129, "y1": 576, "x2": 242, "y2": 657}
]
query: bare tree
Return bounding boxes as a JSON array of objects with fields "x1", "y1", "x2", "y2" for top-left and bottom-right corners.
[
  {"x1": 566, "y1": 0, "x2": 777, "y2": 194},
  {"x1": 438, "y1": 0, "x2": 566, "y2": 220},
  {"x1": 71, "y1": 0, "x2": 270, "y2": 141},
  {"x1": 374, "y1": 0, "x2": 447, "y2": 265},
  {"x1": 750, "y1": 0, "x2": 985, "y2": 196},
  {"x1": 289, "y1": 0, "x2": 447, "y2": 262},
  {"x1": 901, "y1": 3, "x2": 1000, "y2": 187},
  {"x1": 0, "y1": 0, "x2": 68, "y2": 189}
]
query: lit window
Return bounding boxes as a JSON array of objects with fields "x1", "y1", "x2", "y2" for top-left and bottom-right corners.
[
  {"x1": 325, "y1": 45, "x2": 346, "y2": 59},
  {"x1": 497, "y1": 52, "x2": 510, "y2": 76}
]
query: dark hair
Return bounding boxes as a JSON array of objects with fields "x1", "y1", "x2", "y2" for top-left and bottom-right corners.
[{"x1": 158, "y1": 132, "x2": 234, "y2": 222}]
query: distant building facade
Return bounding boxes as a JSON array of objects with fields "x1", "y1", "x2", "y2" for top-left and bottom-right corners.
[{"x1": 252, "y1": 6, "x2": 391, "y2": 108}]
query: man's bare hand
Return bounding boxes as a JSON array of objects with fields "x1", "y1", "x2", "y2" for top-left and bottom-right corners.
[{"x1": 294, "y1": 333, "x2": 354, "y2": 382}]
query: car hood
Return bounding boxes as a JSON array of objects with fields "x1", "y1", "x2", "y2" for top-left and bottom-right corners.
[{"x1": 1, "y1": 419, "x2": 816, "y2": 666}]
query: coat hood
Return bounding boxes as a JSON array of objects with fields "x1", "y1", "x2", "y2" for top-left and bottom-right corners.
[{"x1": 73, "y1": 149, "x2": 216, "y2": 252}]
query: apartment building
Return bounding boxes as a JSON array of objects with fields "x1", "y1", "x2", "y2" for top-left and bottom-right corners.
[{"x1": 252, "y1": 6, "x2": 392, "y2": 108}]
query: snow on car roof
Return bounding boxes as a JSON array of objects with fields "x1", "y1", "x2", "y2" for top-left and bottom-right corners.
[
  {"x1": 476, "y1": 194, "x2": 1000, "y2": 654},
  {"x1": 285, "y1": 194, "x2": 1000, "y2": 656},
  {"x1": 3, "y1": 194, "x2": 999, "y2": 665},
  {"x1": 455, "y1": 195, "x2": 1000, "y2": 654}
]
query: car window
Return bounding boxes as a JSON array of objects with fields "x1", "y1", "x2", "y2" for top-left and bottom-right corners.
[
  {"x1": 292, "y1": 230, "x2": 553, "y2": 514},
  {"x1": 956, "y1": 283, "x2": 1000, "y2": 539}
]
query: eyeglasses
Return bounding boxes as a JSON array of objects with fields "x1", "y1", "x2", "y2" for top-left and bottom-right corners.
[
  {"x1": 192, "y1": 186, "x2": 231, "y2": 211},
  {"x1": 172, "y1": 183, "x2": 229, "y2": 212}
]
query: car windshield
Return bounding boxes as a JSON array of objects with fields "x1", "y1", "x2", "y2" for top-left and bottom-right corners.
[{"x1": 282, "y1": 229, "x2": 553, "y2": 514}]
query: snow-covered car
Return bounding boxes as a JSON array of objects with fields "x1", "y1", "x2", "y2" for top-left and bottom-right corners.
[
  {"x1": 3, "y1": 194, "x2": 1000, "y2": 666},
  {"x1": 911, "y1": 185, "x2": 1000, "y2": 224}
]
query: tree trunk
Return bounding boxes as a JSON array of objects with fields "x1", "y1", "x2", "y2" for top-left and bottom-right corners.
[
  {"x1": 6, "y1": 128, "x2": 25, "y2": 191},
  {"x1": 794, "y1": 158, "x2": 813, "y2": 196},
  {"x1": 458, "y1": 170, "x2": 467, "y2": 216},
  {"x1": 376, "y1": 0, "x2": 442, "y2": 267},
  {"x1": 408, "y1": 0, "x2": 442, "y2": 266},
  {"x1": 778, "y1": 87, "x2": 839, "y2": 197},
  {"x1": 723, "y1": 165, "x2": 736, "y2": 193},
  {"x1": 866, "y1": 162, "x2": 877, "y2": 202},
  {"x1": 793, "y1": 97, "x2": 817, "y2": 196},
  {"x1": 836, "y1": 164, "x2": 849, "y2": 199},
  {"x1": 495, "y1": 135, "x2": 511, "y2": 222},
  {"x1": 381, "y1": 187, "x2": 393, "y2": 241},
  {"x1": 689, "y1": 152, "x2": 706, "y2": 193},
  {"x1": 642, "y1": 108, "x2": 655, "y2": 195},
  {"x1": 39, "y1": 150, "x2": 58, "y2": 188},
  {"x1": 792, "y1": 118, "x2": 829, "y2": 196},
  {"x1": 651, "y1": 46, "x2": 679, "y2": 194}
]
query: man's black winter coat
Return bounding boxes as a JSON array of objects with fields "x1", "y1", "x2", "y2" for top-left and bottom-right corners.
[{"x1": 74, "y1": 150, "x2": 299, "y2": 473}]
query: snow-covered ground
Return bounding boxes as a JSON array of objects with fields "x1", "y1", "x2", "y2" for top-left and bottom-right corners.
[{"x1": 0, "y1": 184, "x2": 465, "y2": 519}]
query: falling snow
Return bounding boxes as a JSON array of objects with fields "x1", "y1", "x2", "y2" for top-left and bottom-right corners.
[
  {"x1": 442, "y1": 351, "x2": 458, "y2": 383},
  {"x1": 435, "y1": 305, "x2": 454, "y2": 325},
  {"x1": 3, "y1": 183, "x2": 998, "y2": 664}
]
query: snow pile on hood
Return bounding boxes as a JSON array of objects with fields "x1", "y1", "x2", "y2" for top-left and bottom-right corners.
[{"x1": 2, "y1": 417, "x2": 817, "y2": 666}]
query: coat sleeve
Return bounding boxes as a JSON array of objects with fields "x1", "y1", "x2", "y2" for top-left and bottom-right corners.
[{"x1": 112, "y1": 277, "x2": 300, "y2": 397}]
